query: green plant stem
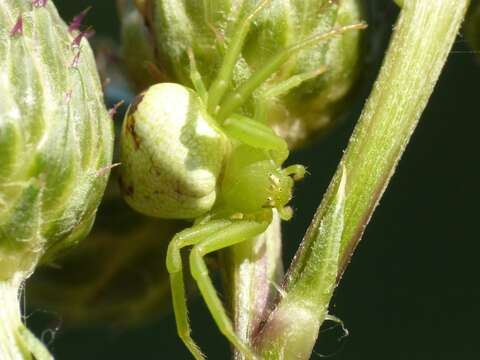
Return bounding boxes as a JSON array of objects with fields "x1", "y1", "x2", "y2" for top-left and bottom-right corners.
[
  {"x1": 0, "y1": 279, "x2": 52, "y2": 360},
  {"x1": 0, "y1": 279, "x2": 27, "y2": 360},
  {"x1": 254, "y1": 0, "x2": 470, "y2": 358},
  {"x1": 254, "y1": 170, "x2": 347, "y2": 359},
  {"x1": 222, "y1": 212, "x2": 284, "y2": 360},
  {"x1": 334, "y1": 0, "x2": 469, "y2": 276}
]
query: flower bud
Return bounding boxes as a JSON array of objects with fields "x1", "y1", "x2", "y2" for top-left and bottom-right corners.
[
  {"x1": 0, "y1": 1, "x2": 113, "y2": 280},
  {"x1": 126, "y1": 0, "x2": 365, "y2": 148},
  {"x1": 0, "y1": 1, "x2": 113, "y2": 357}
]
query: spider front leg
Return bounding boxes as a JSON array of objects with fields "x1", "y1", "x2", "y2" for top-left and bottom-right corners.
[
  {"x1": 189, "y1": 215, "x2": 271, "y2": 360},
  {"x1": 166, "y1": 221, "x2": 232, "y2": 360}
]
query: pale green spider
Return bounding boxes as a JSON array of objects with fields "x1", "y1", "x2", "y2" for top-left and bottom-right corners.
[{"x1": 119, "y1": 1, "x2": 364, "y2": 358}]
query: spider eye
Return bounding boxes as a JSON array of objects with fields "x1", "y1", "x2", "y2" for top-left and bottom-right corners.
[{"x1": 267, "y1": 171, "x2": 294, "y2": 209}]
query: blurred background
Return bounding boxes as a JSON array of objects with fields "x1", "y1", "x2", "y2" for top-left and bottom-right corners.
[{"x1": 28, "y1": 1, "x2": 480, "y2": 359}]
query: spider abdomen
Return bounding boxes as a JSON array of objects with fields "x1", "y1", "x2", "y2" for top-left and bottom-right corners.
[{"x1": 120, "y1": 83, "x2": 227, "y2": 219}]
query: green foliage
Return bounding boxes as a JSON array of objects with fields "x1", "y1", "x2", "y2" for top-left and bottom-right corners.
[{"x1": 2, "y1": 1, "x2": 468, "y2": 359}]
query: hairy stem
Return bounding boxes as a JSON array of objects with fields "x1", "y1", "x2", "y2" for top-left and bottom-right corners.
[
  {"x1": 334, "y1": 0, "x2": 469, "y2": 276},
  {"x1": 223, "y1": 212, "x2": 284, "y2": 360},
  {"x1": 0, "y1": 279, "x2": 52, "y2": 360},
  {"x1": 254, "y1": 0, "x2": 470, "y2": 358}
]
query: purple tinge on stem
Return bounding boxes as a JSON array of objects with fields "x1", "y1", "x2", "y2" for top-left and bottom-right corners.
[
  {"x1": 32, "y1": 0, "x2": 48, "y2": 7},
  {"x1": 10, "y1": 15, "x2": 23, "y2": 37},
  {"x1": 68, "y1": 6, "x2": 92, "y2": 33}
]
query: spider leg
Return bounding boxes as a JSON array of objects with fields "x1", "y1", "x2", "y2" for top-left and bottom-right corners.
[
  {"x1": 223, "y1": 114, "x2": 288, "y2": 164},
  {"x1": 217, "y1": 23, "x2": 366, "y2": 121},
  {"x1": 253, "y1": 66, "x2": 328, "y2": 122},
  {"x1": 166, "y1": 220, "x2": 231, "y2": 360},
  {"x1": 207, "y1": 0, "x2": 271, "y2": 113},
  {"x1": 282, "y1": 164, "x2": 306, "y2": 181},
  {"x1": 189, "y1": 218, "x2": 271, "y2": 359},
  {"x1": 187, "y1": 48, "x2": 208, "y2": 102}
]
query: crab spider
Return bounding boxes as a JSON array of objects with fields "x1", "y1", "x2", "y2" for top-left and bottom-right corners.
[{"x1": 119, "y1": 1, "x2": 365, "y2": 358}]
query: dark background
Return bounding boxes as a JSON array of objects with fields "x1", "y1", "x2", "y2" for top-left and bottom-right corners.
[{"x1": 30, "y1": 1, "x2": 480, "y2": 359}]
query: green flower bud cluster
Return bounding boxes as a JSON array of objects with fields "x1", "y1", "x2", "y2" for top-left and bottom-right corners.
[
  {"x1": 0, "y1": 1, "x2": 113, "y2": 358},
  {"x1": 120, "y1": 0, "x2": 365, "y2": 148}
]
